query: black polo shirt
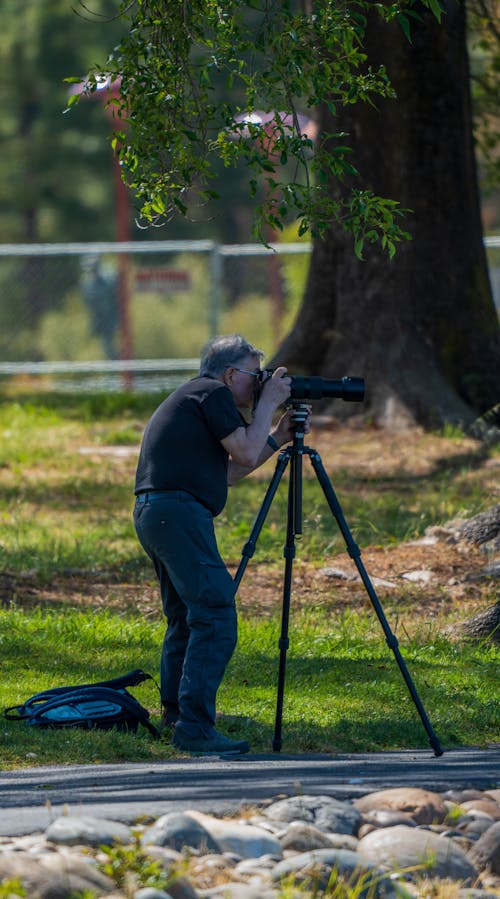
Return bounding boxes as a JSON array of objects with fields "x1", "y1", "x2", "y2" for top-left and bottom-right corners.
[{"x1": 134, "y1": 377, "x2": 245, "y2": 515}]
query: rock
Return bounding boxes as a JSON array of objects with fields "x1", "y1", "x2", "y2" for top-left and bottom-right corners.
[
  {"x1": 401, "y1": 570, "x2": 433, "y2": 583},
  {"x1": 459, "y1": 891, "x2": 500, "y2": 899},
  {"x1": 185, "y1": 812, "x2": 282, "y2": 860},
  {"x1": 360, "y1": 810, "x2": 417, "y2": 828},
  {"x1": 271, "y1": 847, "x2": 408, "y2": 898},
  {"x1": 354, "y1": 787, "x2": 448, "y2": 825},
  {"x1": 142, "y1": 813, "x2": 221, "y2": 854},
  {"x1": 134, "y1": 890, "x2": 174, "y2": 899},
  {"x1": 358, "y1": 824, "x2": 478, "y2": 884},
  {"x1": 278, "y1": 820, "x2": 358, "y2": 853},
  {"x1": 0, "y1": 790, "x2": 498, "y2": 899},
  {"x1": 234, "y1": 853, "x2": 280, "y2": 874},
  {"x1": 264, "y1": 795, "x2": 361, "y2": 835},
  {"x1": 469, "y1": 820, "x2": 500, "y2": 875},
  {"x1": 460, "y1": 799, "x2": 500, "y2": 820},
  {"x1": 0, "y1": 851, "x2": 114, "y2": 897},
  {"x1": 45, "y1": 815, "x2": 132, "y2": 847},
  {"x1": 455, "y1": 815, "x2": 496, "y2": 838},
  {"x1": 160, "y1": 877, "x2": 200, "y2": 899},
  {"x1": 134, "y1": 891, "x2": 174, "y2": 899},
  {"x1": 444, "y1": 789, "x2": 487, "y2": 803},
  {"x1": 203, "y1": 884, "x2": 276, "y2": 899}
]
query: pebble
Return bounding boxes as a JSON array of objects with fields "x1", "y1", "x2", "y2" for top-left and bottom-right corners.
[{"x1": 0, "y1": 786, "x2": 499, "y2": 898}]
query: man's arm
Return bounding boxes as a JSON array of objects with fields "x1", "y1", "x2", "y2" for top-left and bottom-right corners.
[
  {"x1": 227, "y1": 436, "x2": 277, "y2": 485},
  {"x1": 221, "y1": 367, "x2": 291, "y2": 469},
  {"x1": 226, "y1": 406, "x2": 311, "y2": 485}
]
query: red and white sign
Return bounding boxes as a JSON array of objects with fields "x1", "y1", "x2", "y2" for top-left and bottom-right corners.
[{"x1": 135, "y1": 268, "x2": 191, "y2": 293}]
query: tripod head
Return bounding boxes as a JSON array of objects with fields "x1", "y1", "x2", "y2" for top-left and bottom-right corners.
[
  {"x1": 287, "y1": 402, "x2": 311, "y2": 440},
  {"x1": 289, "y1": 402, "x2": 310, "y2": 424}
]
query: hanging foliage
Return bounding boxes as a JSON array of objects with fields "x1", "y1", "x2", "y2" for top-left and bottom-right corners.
[{"x1": 68, "y1": 0, "x2": 444, "y2": 255}]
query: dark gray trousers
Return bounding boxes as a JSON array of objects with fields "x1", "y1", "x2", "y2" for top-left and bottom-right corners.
[{"x1": 133, "y1": 491, "x2": 237, "y2": 738}]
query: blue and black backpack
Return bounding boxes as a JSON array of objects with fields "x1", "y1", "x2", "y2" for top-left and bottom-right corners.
[{"x1": 4, "y1": 668, "x2": 160, "y2": 738}]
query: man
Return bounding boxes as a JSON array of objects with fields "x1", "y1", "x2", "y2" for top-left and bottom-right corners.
[{"x1": 134, "y1": 334, "x2": 302, "y2": 755}]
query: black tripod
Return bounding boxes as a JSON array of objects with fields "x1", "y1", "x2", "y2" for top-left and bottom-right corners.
[{"x1": 234, "y1": 406, "x2": 443, "y2": 757}]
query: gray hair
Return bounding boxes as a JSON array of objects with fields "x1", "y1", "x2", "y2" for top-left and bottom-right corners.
[{"x1": 199, "y1": 334, "x2": 264, "y2": 378}]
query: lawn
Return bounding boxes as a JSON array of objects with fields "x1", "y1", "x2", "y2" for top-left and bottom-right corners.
[{"x1": 0, "y1": 390, "x2": 498, "y2": 768}]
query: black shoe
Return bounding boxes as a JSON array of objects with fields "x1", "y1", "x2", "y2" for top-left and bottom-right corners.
[{"x1": 172, "y1": 726, "x2": 250, "y2": 756}]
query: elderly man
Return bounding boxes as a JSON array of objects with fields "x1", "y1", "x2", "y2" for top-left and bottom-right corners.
[{"x1": 134, "y1": 334, "x2": 302, "y2": 754}]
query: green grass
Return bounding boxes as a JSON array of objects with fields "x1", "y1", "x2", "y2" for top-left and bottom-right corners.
[
  {"x1": 0, "y1": 604, "x2": 498, "y2": 768},
  {"x1": 0, "y1": 391, "x2": 498, "y2": 767}
]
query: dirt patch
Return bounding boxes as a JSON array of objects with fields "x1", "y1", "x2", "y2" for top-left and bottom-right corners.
[
  {"x1": 0, "y1": 537, "x2": 494, "y2": 629},
  {"x1": 1, "y1": 424, "x2": 498, "y2": 628}
]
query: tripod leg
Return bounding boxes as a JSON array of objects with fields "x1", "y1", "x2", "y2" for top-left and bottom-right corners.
[
  {"x1": 233, "y1": 449, "x2": 290, "y2": 590},
  {"x1": 273, "y1": 453, "x2": 298, "y2": 752},
  {"x1": 308, "y1": 448, "x2": 443, "y2": 757}
]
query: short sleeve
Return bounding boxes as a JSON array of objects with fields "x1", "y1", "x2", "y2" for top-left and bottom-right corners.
[{"x1": 201, "y1": 384, "x2": 245, "y2": 440}]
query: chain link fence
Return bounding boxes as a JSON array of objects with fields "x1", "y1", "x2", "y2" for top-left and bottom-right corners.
[{"x1": 0, "y1": 238, "x2": 498, "y2": 392}]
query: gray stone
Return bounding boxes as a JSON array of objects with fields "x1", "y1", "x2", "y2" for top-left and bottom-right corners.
[
  {"x1": 45, "y1": 815, "x2": 132, "y2": 847},
  {"x1": 204, "y1": 885, "x2": 276, "y2": 899},
  {"x1": 264, "y1": 795, "x2": 361, "y2": 835},
  {"x1": 321, "y1": 832, "x2": 359, "y2": 851},
  {"x1": 271, "y1": 847, "x2": 409, "y2": 898},
  {"x1": 162, "y1": 877, "x2": 200, "y2": 899},
  {"x1": 235, "y1": 853, "x2": 280, "y2": 873},
  {"x1": 278, "y1": 821, "x2": 357, "y2": 853},
  {"x1": 358, "y1": 824, "x2": 478, "y2": 884},
  {"x1": 0, "y1": 851, "x2": 114, "y2": 897},
  {"x1": 134, "y1": 890, "x2": 173, "y2": 899},
  {"x1": 461, "y1": 799, "x2": 500, "y2": 820},
  {"x1": 142, "y1": 813, "x2": 221, "y2": 854},
  {"x1": 456, "y1": 815, "x2": 496, "y2": 838},
  {"x1": 459, "y1": 891, "x2": 500, "y2": 899},
  {"x1": 185, "y1": 811, "x2": 283, "y2": 860},
  {"x1": 469, "y1": 820, "x2": 500, "y2": 874}
]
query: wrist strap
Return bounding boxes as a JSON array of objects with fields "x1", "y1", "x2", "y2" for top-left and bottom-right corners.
[{"x1": 267, "y1": 434, "x2": 280, "y2": 452}]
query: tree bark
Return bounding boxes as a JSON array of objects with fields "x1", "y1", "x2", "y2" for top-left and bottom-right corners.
[
  {"x1": 275, "y1": 2, "x2": 500, "y2": 428},
  {"x1": 456, "y1": 601, "x2": 500, "y2": 644}
]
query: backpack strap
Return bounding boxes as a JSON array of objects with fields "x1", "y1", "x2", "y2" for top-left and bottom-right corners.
[{"x1": 94, "y1": 669, "x2": 153, "y2": 691}]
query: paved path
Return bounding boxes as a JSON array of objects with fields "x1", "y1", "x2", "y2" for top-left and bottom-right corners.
[{"x1": 0, "y1": 746, "x2": 498, "y2": 837}]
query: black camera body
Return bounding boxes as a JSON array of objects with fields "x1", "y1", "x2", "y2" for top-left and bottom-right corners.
[{"x1": 259, "y1": 370, "x2": 365, "y2": 403}]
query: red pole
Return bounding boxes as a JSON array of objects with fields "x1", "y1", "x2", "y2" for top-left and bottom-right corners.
[{"x1": 112, "y1": 152, "x2": 133, "y2": 387}]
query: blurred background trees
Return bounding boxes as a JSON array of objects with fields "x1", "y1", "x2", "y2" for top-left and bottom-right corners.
[{"x1": 0, "y1": 1, "x2": 499, "y2": 426}]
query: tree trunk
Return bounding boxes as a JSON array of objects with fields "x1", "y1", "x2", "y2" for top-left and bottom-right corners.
[
  {"x1": 456, "y1": 601, "x2": 500, "y2": 644},
  {"x1": 275, "y1": 2, "x2": 500, "y2": 428}
]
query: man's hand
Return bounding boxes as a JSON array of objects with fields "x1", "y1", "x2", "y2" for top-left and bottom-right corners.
[
  {"x1": 272, "y1": 405, "x2": 312, "y2": 448},
  {"x1": 259, "y1": 366, "x2": 292, "y2": 409}
]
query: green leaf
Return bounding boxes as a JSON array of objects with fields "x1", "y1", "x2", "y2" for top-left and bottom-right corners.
[
  {"x1": 173, "y1": 197, "x2": 188, "y2": 215},
  {"x1": 426, "y1": 0, "x2": 444, "y2": 23},
  {"x1": 396, "y1": 14, "x2": 412, "y2": 43},
  {"x1": 354, "y1": 237, "x2": 365, "y2": 259}
]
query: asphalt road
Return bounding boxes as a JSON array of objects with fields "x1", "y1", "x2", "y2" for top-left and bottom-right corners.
[{"x1": 0, "y1": 745, "x2": 499, "y2": 837}]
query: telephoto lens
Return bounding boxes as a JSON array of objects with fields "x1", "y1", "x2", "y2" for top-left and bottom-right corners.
[{"x1": 289, "y1": 376, "x2": 365, "y2": 402}]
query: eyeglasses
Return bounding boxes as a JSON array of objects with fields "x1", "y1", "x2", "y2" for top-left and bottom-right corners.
[{"x1": 231, "y1": 367, "x2": 261, "y2": 379}]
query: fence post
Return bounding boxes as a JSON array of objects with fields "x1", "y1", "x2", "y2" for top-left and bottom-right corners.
[{"x1": 209, "y1": 243, "x2": 221, "y2": 338}]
